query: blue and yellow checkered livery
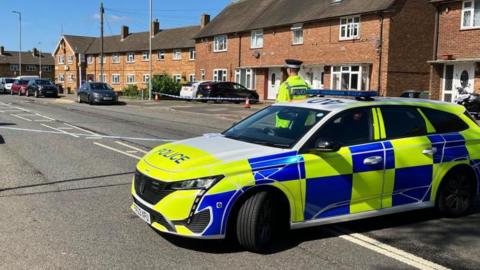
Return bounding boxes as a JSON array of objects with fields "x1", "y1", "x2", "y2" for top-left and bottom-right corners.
[{"x1": 132, "y1": 100, "x2": 480, "y2": 238}]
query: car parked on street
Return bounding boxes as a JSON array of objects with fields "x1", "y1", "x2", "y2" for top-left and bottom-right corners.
[
  {"x1": 76, "y1": 82, "x2": 118, "y2": 105},
  {"x1": 196, "y1": 82, "x2": 259, "y2": 103},
  {"x1": 25, "y1": 79, "x2": 59, "y2": 98},
  {"x1": 400, "y1": 90, "x2": 430, "y2": 99},
  {"x1": 0, "y1": 78, "x2": 15, "y2": 94},
  {"x1": 10, "y1": 79, "x2": 29, "y2": 95},
  {"x1": 179, "y1": 81, "x2": 212, "y2": 99}
]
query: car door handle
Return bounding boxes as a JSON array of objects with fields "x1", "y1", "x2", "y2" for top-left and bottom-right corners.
[
  {"x1": 422, "y1": 147, "x2": 437, "y2": 156},
  {"x1": 363, "y1": 156, "x2": 383, "y2": 166}
]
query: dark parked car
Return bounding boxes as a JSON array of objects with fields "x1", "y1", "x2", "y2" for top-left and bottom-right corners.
[
  {"x1": 400, "y1": 90, "x2": 429, "y2": 99},
  {"x1": 25, "y1": 79, "x2": 59, "y2": 98},
  {"x1": 196, "y1": 82, "x2": 259, "y2": 103},
  {"x1": 77, "y1": 82, "x2": 118, "y2": 105},
  {"x1": 10, "y1": 79, "x2": 29, "y2": 95}
]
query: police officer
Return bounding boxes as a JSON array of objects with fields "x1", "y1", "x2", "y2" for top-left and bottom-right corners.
[{"x1": 276, "y1": 59, "x2": 311, "y2": 103}]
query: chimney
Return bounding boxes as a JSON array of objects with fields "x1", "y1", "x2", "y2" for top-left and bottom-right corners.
[
  {"x1": 121, "y1": 25, "x2": 129, "y2": 40},
  {"x1": 200, "y1": 14, "x2": 211, "y2": 28},
  {"x1": 151, "y1": 19, "x2": 160, "y2": 37},
  {"x1": 0, "y1": 46, "x2": 4, "y2": 55}
]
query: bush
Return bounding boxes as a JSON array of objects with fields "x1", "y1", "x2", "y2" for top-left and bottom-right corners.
[
  {"x1": 152, "y1": 74, "x2": 181, "y2": 96},
  {"x1": 123, "y1": 84, "x2": 139, "y2": 97}
]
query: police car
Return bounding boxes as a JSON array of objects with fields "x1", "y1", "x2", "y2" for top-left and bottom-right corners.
[{"x1": 131, "y1": 90, "x2": 480, "y2": 251}]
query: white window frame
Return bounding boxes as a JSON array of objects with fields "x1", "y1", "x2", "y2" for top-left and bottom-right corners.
[
  {"x1": 126, "y1": 74, "x2": 135, "y2": 84},
  {"x1": 250, "y1": 29, "x2": 264, "y2": 49},
  {"x1": 142, "y1": 52, "x2": 150, "y2": 61},
  {"x1": 126, "y1": 53, "x2": 135, "y2": 63},
  {"x1": 235, "y1": 68, "x2": 255, "y2": 89},
  {"x1": 173, "y1": 74, "x2": 182, "y2": 83},
  {"x1": 158, "y1": 50, "x2": 165, "y2": 60},
  {"x1": 68, "y1": 73, "x2": 75, "y2": 83},
  {"x1": 142, "y1": 74, "x2": 150, "y2": 83},
  {"x1": 112, "y1": 74, "x2": 120, "y2": 85},
  {"x1": 331, "y1": 65, "x2": 369, "y2": 91},
  {"x1": 173, "y1": 49, "x2": 182, "y2": 60},
  {"x1": 87, "y1": 55, "x2": 94, "y2": 64},
  {"x1": 67, "y1": 55, "x2": 74, "y2": 64},
  {"x1": 10, "y1": 64, "x2": 19, "y2": 71},
  {"x1": 339, "y1": 16, "x2": 361, "y2": 40},
  {"x1": 213, "y1": 35, "x2": 228, "y2": 52},
  {"x1": 291, "y1": 24, "x2": 304, "y2": 45},
  {"x1": 189, "y1": 48, "x2": 196, "y2": 60},
  {"x1": 98, "y1": 74, "x2": 107, "y2": 83},
  {"x1": 461, "y1": 0, "x2": 480, "y2": 29},
  {"x1": 42, "y1": 66, "x2": 52, "y2": 72},
  {"x1": 58, "y1": 73, "x2": 65, "y2": 82},
  {"x1": 98, "y1": 56, "x2": 107, "y2": 64},
  {"x1": 112, "y1": 53, "x2": 120, "y2": 64},
  {"x1": 26, "y1": 65, "x2": 36, "y2": 72},
  {"x1": 200, "y1": 69, "x2": 206, "y2": 80},
  {"x1": 189, "y1": 74, "x2": 195, "y2": 82},
  {"x1": 58, "y1": 55, "x2": 65, "y2": 64},
  {"x1": 213, "y1": 69, "x2": 228, "y2": 82}
]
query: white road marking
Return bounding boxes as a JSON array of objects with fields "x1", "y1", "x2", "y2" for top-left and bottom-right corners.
[
  {"x1": 57, "y1": 127, "x2": 74, "y2": 130},
  {"x1": 34, "y1": 113, "x2": 56, "y2": 121},
  {"x1": 10, "y1": 114, "x2": 32, "y2": 122},
  {"x1": 330, "y1": 227, "x2": 450, "y2": 270},
  {"x1": 41, "y1": 124, "x2": 80, "y2": 138},
  {"x1": 0, "y1": 126, "x2": 174, "y2": 142},
  {"x1": 115, "y1": 141, "x2": 149, "y2": 154},
  {"x1": 126, "y1": 150, "x2": 138, "y2": 154},
  {"x1": 63, "y1": 123, "x2": 99, "y2": 136},
  {"x1": 93, "y1": 142, "x2": 142, "y2": 160}
]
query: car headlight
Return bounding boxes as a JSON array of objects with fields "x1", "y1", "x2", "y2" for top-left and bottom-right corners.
[
  {"x1": 167, "y1": 175, "x2": 224, "y2": 190},
  {"x1": 38, "y1": 86, "x2": 43, "y2": 91}
]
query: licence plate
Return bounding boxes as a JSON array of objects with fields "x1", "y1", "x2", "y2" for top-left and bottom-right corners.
[
  {"x1": 103, "y1": 97, "x2": 113, "y2": 100},
  {"x1": 47, "y1": 91, "x2": 53, "y2": 94},
  {"x1": 132, "y1": 203, "x2": 151, "y2": 224}
]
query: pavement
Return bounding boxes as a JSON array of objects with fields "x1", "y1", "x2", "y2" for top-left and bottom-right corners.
[{"x1": 0, "y1": 94, "x2": 479, "y2": 269}]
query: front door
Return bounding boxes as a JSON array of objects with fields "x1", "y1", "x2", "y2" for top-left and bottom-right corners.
[
  {"x1": 443, "y1": 63, "x2": 475, "y2": 103},
  {"x1": 301, "y1": 107, "x2": 385, "y2": 220},
  {"x1": 268, "y1": 68, "x2": 282, "y2": 100}
]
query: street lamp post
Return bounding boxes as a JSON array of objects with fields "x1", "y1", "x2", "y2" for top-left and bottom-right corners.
[
  {"x1": 12, "y1": 11, "x2": 22, "y2": 76},
  {"x1": 148, "y1": 0, "x2": 153, "y2": 100}
]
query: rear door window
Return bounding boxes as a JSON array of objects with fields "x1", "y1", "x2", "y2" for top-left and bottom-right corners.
[
  {"x1": 420, "y1": 108, "x2": 469, "y2": 133},
  {"x1": 380, "y1": 107, "x2": 427, "y2": 139}
]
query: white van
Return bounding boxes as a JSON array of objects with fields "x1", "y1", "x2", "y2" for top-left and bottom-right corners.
[{"x1": 0, "y1": 77, "x2": 15, "y2": 94}]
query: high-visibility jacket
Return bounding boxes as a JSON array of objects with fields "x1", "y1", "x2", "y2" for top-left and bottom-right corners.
[
  {"x1": 276, "y1": 75, "x2": 311, "y2": 128},
  {"x1": 276, "y1": 75, "x2": 311, "y2": 103}
]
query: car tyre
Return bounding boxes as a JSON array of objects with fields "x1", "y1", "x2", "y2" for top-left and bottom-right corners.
[
  {"x1": 88, "y1": 96, "x2": 94, "y2": 105},
  {"x1": 25, "y1": 90, "x2": 29, "y2": 97},
  {"x1": 34, "y1": 91, "x2": 40, "y2": 98},
  {"x1": 77, "y1": 95, "x2": 82, "y2": 103},
  {"x1": 18, "y1": 90, "x2": 22, "y2": 96},
  {"x1": 436, "y1": 170, "x2": 476, "y2": 218},
  {"x1": 236, "y1": 191, "x2": 279, "y2": 252}
]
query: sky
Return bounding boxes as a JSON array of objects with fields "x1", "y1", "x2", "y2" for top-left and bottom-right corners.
[{"x1": 0, "y1": 0, "x2": 230, "y2": 53}]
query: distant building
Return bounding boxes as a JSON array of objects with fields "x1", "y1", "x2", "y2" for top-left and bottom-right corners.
[
  {"x1": 429, "y1": 0, "x2": 480, "y2": 102},
  {"x1": 0, "y1": 46, "x2": 54, "y2": 80},
  {"x1": 194, "y1": 0, "x2": 436, "y2": 100},
  {"x1": 53, "y1": 19, "x2": 202, "y2": 92}
]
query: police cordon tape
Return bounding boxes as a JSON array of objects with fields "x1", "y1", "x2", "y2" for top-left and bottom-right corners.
[{"x1": 152, "y1": 92, "x2": 259, "y2": 102}]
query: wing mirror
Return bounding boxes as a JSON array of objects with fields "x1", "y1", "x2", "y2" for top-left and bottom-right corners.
[{"x1": 315, "y1": 140, "x2": 341, "y2": 153}]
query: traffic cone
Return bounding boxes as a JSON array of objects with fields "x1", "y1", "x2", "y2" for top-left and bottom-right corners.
[{"x1": 244, "y1": 97, "x2": 251, "y2": 109}]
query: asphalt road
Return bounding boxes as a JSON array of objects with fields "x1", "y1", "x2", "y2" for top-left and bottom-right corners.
[{"x1": 0, "y1": 95, "x2": 478, "y2": 269}]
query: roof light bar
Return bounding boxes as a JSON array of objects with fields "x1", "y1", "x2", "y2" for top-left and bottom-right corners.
[{"x1": 304, "y1": 90, "x2": 379, "y2": 98}]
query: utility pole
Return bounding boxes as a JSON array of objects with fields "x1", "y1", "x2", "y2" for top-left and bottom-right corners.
[
  {"x1": 12, "y1": 11, "x2": 22, "y2": 76},
  {"x1": 100, "y1": 2, "x2": 105, "y2": 82},
  {"x1": 148, "y1": 0, "x2": 153, "y2": 100},
  {"x1": 38, "y1": 42, "x2": 42, "y2": 79}
]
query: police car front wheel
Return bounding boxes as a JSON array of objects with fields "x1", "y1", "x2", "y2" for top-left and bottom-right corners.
[
  {"x1": 236, "y1": 191, "x2": 282, "y2": 252},
  {"x1": 436, "y1": 169, "x2": 476, "y2": 218}
]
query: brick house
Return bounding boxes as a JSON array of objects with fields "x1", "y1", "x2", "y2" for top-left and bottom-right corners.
[
  {"x1": 195, "y1": 0, "x2": 436, "y2": 100},
  {"x1": 0, "y1": 46, "x2": 54, "y2": 80},
  {"x1": 429, "y1": 0, "x2": 480, "y2": 102},
  {"x1": 53, "y1": 20, "x2": 201, "y2": 92}
]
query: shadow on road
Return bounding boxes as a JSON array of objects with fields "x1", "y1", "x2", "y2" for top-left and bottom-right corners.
[{"x1": 158, "y1": 201, "x2": 480, "y2": 254}]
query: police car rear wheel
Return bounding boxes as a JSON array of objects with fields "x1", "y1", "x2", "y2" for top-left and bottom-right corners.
[
  {"x1": 236, "y1": 191, "x2": 278, "y2": 252},
  {"x1": 437, "y1": 171, "x2": 475, "y2": 218}
]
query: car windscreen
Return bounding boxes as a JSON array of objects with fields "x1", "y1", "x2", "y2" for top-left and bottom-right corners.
[
  {"x1": 90, "y1": 83, "x2": 111, "y2": 90},
  {"x1": 5, "y1": 79, "x2": 14, "y2": 83},
  {"x1": 17, "y1": 80, "x2": 28, "y2": 85},
  {"x1": 223, "y1": 106, "x2": 329, "y2": 148},
  {"x1": 35, "y1": 80, "x2": 52, "y2": 85}
]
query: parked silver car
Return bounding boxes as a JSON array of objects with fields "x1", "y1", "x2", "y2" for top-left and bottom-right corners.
[
  {"x1": 0, "y1": 77, "x2": 15, "y2": 94},
  {"x1": 77, "y1": 82, "x2": 118, "y2": 105}
]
